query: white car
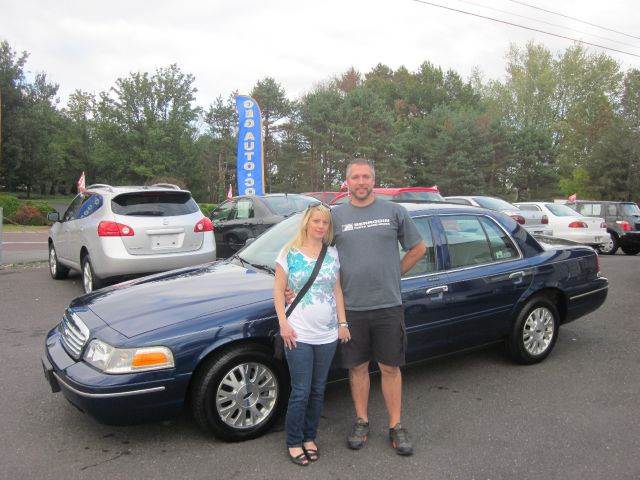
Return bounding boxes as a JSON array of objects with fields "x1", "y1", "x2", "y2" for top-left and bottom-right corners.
[
  {"x1": 444, "y1": 196, "x2": 553, "y2": 236},
  {"x1": 47, "y1": 184, "x2": 216, "y2": 293},
  {"x1": 515, "y1": 202, "x2": 610, "y2": 249}
]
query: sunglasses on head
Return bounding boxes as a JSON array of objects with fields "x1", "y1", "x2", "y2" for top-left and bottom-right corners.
[{"x1": 306, "y1": 201, "x2": 332, "y2": 211}]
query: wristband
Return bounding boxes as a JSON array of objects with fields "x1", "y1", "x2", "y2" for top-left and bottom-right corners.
[{"x1": 338, "y1": 322, "x2": 349, "y2": 328}]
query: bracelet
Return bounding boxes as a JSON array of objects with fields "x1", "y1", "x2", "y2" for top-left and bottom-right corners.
[{"x1": 338, "y1": 322, "x2": 349, "y2": 328}]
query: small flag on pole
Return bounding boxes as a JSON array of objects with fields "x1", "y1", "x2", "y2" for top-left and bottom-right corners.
[
  {"x1": 227, "y1": 184, "x2": 233, "y2": 199},
  {"x1": 340, "y1": 181, "x2": 348, "y2": 191},
  {"x1": 77, "y1": 171, "x2": 86, "y2": 193},
  {"x1": 568, "y1": 193, "x2": 577, "y2": 202}
]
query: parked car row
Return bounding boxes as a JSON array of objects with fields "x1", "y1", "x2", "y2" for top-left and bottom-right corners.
[{"x1": 42, "y1": 202, "x2": 608, "y2": 442}]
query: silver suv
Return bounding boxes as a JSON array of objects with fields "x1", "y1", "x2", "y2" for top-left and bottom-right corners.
[{"x1": 47, "y1": 184, "x2": 216, "y2": 293}]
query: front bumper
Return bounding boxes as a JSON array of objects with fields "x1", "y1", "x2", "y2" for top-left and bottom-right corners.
[{"x1": 43, "y1": 329, "x2": 189, "y2": 425}]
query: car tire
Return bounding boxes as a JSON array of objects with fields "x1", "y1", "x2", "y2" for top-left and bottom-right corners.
[
  {"x1": 81, "y1": 253, "x2": 104, "y2": 294},
  {"x1": 48, "y1": 244, "x2": 69, "y2": 279},
  {"x1": 621, "y1": 246, "x2": 640, "y2": 255},
  {"x1": 507, "y1": 296, "x2": 560, "y2": 365},
  {"x1": 190, "y1": 344, "x2": 288, "y2": 442},
  {"x1": 598, "y1": 234, "x2": 619, "y2": 255}
]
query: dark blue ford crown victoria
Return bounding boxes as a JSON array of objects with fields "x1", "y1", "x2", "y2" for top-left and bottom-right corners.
[{"x1": 42, "y1": 203, "x2": 608, "y2": 441}]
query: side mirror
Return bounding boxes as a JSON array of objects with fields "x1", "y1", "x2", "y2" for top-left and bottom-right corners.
[
  {"x1": 47, "y1": 212, "x2": 60, "y2": 223},
  {"x1": 244, "y1": 237, "x2": 256, "y2": 246}
]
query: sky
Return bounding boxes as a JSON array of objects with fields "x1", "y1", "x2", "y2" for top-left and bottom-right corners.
[{"x1": 2, "y1": 0, "x2": 639, "y2": 108}]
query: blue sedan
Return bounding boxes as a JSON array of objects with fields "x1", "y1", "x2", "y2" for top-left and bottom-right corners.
[{"x1": 42, "y1": 203, "x2": 608, "y2": 441}]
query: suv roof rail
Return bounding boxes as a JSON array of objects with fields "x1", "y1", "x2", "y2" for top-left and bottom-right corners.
[
  {"x1": 86, "y1": 184, "x2": 114, "y2": 192},
  {"x1": 150, "y1": 183, "x2": 181, "y2": 190}
]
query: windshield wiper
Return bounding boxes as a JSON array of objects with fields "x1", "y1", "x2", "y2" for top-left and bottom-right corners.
[
  {"x1": 230, "y1": 253, "x2": 249, "y2": 268},
  {"x1": 246, "y1": 262, "x2": 275, "y2": 275}
]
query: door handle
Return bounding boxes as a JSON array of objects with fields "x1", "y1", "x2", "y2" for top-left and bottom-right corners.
[
  {"x1": 426, "y1": 285, "x2": 448, "y2": 295},
  {"x1": 509, "y1": 271, "x2": 525, "y2": 283}
]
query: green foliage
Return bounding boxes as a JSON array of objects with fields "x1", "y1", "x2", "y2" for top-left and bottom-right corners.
[
  {"x1": 0, "y1": 194, "x2": 54, "y2": 224},
  {"x1": 197, "y1": 203, "x2": 217, "y2": 218},
  {"x1": 0, "y1": 194, "x2": 21, "y2": 220}
]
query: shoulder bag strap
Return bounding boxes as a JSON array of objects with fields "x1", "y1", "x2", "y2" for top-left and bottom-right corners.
[{"x1": 285, "y1": 244, "x2": 328, "y2": 318}]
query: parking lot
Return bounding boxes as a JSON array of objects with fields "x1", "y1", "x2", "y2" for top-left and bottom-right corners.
[{"x1": 1, "y1": 256, "x2": 639, "y2": 480}]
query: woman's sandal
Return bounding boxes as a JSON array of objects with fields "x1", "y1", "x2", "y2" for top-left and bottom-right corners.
[
  {"x1": 288, "y1": 451, "x2": 309, "y2": 466},
  {"x1": 303, "y1": 446, "x2": 319, "y2": 462}
]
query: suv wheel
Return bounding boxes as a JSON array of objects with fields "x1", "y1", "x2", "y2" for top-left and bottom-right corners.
[
  {"x1": 508, "y1": 296, "x2": 559, "y2": 364},
  {"x1": 49, "y1": 244, "x2": 69, "y2": 280},
  {"x1": 81, "y1": 254, "x2": 103, "y2": 294},
  {"x1": 598, "y1": 235, "x2": 618, "y2": 255},
  {"x1": 621, "y1": 246, "x2": 640, "y2": 255},
  {"x1": 190, "y1": 344, "x2": 288, "y2": 442}
]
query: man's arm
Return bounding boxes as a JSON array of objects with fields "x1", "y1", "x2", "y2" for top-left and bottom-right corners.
[{"x1": 400, "y1": 240, "x2": 426, "y2": 275}]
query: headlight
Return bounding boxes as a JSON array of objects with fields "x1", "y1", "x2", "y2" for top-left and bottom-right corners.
[{"x1": 83, "y1": 339, "x2": 175, "y2": 374}]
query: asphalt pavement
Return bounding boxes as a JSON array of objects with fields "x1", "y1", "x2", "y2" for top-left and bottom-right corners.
[{"x1": 0, "y1": 257, "x2": 639, "y2": 480}]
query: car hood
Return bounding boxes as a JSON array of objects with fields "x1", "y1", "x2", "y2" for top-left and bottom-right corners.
[{"x1": 69, "y1": 262, "x2": 274, "y2": 338}]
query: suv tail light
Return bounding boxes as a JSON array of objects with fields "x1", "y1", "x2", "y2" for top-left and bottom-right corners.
[
  {"x1": 510, "y1": 214, "x2": 526, "y2": 225},
  {"x1": 194, "y1": 217, "x2": 214, "y2": 232},
  {"x1": 541, "y1": 215, "x2": 549, "y2": 224},
  {"x1": 568, "y1": 221, "x2": 588, "y2": 228},
  {"x1": 616, "y1": 220, "x2": 632, "y2": 231},
  {"x1": 600, "y1": 222, "x2": 607, "y2": 229},
  {"x1": 98, "y1": 221, "x2": 134, "y2": 237}
]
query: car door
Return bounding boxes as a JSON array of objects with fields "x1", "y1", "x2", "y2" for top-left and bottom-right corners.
[
  {"x1": 436, "y1": 214, "x2": 533, "y2": 350},
  {"x1": 400, "y1": 216, "x2": 451, "y2": 361},
  {"x1": 57, "y1": 195, "x2": 84, "y2": 262},
  {"x1": 211, "y1": 200, "x2": 237, "y2": 257}
]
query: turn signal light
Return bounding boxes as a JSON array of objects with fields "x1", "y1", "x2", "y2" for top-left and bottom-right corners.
[
  {"x1": 98, "y1": 221, "x2": 135, "y2": 237},
  {"x1": 132, "y1": 351, "x2": 170, "y2": 368},
  {"x1": 568, "y1": 221, "x2": 588, "y2": 228},
  {"x1": 616, "y1": 220, "x2": 632, "y2": 231},
  {"x1": 510, "y1": 214, "x2": 526, "y2": 225},
  {"x1": 194, "y1": 217, "x2": 214, "y2": 232}
]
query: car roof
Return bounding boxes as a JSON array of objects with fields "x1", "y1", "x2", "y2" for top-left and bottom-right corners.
[
  {"x1": 84, "y1": 185, "x2": 190, "y2": 196},
  {"x1": 398, "y1": 202, "x2": 483, "y2": 214},
  {"x1": 374, "y1": 187, "x2": 439, "y2": 194}
]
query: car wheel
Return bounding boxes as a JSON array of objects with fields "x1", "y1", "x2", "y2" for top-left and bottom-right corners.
[
  {"x1": 49, "y1": 244, "x2": 69, "y2": 280},
  {"x1": 190, "y1": 344, "x2": 288, "y2": 442},
  {"x1": 81, "y1": 254, "x2": 103, "y2": 294},
  {"x1": 621, "y1": 246, "x2": 640, "y2": 255},
  {"x1": 598, "y1": 235, "x2": 618, "y2": 255},
  {"x1": 508, "y1": 296, "x2": 560, "y2": 365}
]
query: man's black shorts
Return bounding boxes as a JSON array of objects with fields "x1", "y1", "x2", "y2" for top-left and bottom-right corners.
[{"x1": 340, "y1": 306, "x2": 406, "y2": 368}]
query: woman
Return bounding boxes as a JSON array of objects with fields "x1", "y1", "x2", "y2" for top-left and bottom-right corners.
[{"x1": 274, "y1": 204, "x2": 350, "y2": 466}]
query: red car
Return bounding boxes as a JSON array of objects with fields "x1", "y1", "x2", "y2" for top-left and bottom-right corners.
[
  {"x1": 331, "y1": 186, "x2": 444, "y2": 204},
  {"x1": 303, "y1": 191, "x2": 344, "y2": 204}
]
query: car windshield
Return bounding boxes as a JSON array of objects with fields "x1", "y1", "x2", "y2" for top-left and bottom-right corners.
[
  {"x1": 545, "y1": 203, "x2": 580, "y2": 217},
  {"x1": 473, "y1": 197, "x2": 516, "y2": 211},
  {"x1": 262, "y1": 195, "x2": 316, "y2": 215},
  {"x1": 620, "y1": 203, "x2": 640, "y2": 215},
  {"x1": 237, "y1": 213, "x2": 302, "y2": 268},
  {"x1": 395, "y1": 191, "x2": 444, "y2": 202}
]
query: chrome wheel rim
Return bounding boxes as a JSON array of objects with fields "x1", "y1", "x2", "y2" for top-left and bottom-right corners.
[
  {"x1": 601, "y1": 238, "x2": 614, "y2": 253},
  {"x1": 82, "y1": 262, "x2": 93, "y2": 293},
  {"x1": 49, "y1": 248, "x2": 57, "y2": 276},
  {"x1": 523, "y1": 307, "x2": 554, "y2": 356},
  {"x1": 215, "y1": 362, "x2": 278, "y2": 429}
]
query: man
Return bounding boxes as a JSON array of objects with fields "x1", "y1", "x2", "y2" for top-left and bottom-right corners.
[{"x1": 332, "y1": 159, "x2": 426, "y2": 456}]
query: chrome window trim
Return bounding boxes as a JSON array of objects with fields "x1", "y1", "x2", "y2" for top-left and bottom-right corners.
[
  {"x1": 401, "y1": 214, "x2": 441, "y2": 280},
  {"x1": 53, "y1": 372, "x2": 165, "y2": 398},
  {"x1": 401, "y1": 213, "x2": 523, "y2": 280},
  {"x1": 569, "y1": 286, "x2": 608, "y2": 300}
]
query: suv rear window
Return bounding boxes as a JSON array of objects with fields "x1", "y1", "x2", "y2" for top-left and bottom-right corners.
[{"x1": 111, "y1": 192, "x2": 199, "y2": 216}]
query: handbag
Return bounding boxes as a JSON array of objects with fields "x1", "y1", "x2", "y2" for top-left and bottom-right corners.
[{"x1": 274, "y1": 243, "x2": 328, "y2": 359}]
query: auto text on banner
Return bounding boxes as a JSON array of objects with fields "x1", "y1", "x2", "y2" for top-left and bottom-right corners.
[{"x1": 235, "y1": 95, "x2": 264, "y2": 196}]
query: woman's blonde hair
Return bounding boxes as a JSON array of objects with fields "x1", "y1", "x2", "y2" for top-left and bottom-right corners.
[{"x1": 283, "y1": 204, "x2": 333, "y2": 252}]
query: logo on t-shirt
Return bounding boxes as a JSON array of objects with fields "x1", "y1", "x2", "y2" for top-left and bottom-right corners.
[{"x1": 342, "y1": 218, "x2": 390, "y2": 232}]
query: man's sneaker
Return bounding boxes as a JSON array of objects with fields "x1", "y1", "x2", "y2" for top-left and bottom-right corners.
[
  {"x1": 347, "y1": 418, "x2": 370, "y2": 450},
  {"x1": 389, "y1": 423, "x2": 413, "y2": 456}
]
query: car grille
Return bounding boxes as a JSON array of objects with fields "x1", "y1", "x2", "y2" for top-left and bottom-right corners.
[{"x1": 58, "y1": 312, "x2": 90, "y2": 360}]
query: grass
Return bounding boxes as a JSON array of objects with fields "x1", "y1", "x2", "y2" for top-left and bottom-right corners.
[{"x1": 2, "y1": 224, "x2": 50, "y2": 232}]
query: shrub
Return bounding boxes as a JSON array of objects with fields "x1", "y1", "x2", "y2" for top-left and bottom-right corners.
[
  {"x1": 198, "y1": 203, "x2": 218, "y2": 218},
  {"x1": 25, "y1": 200, "x2": 56, "y2": 217},
  {"x1": 14, "y1": 204, "x2": 47, "y2": 225},
  {"x1": 0, "y1": 194, "x2": 21, "y2": 221}
]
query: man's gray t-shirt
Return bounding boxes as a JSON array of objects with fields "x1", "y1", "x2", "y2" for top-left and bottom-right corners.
[{"x1": 332, "y1": 198, "x2": 422, "y2": 311}]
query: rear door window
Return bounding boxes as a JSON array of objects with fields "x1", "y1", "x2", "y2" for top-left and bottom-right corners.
[
  {"x1": 77, "y1": 194, "x2": 103, "y2": 219},
  {"x1": 577, "y1": 203, "x2": 602, "y2": 216},
  {"x1": 236, "y1": 199, "x2": 254, "y2": 219},
  {"x1": 442, "y1": 216, "x2": 494, "y2": 268},
  {"x1": 111, "y1": 192, "x2": 198, "y2": 216},
  {"x1": 212, "y1": 201, "x2": 236, "y2": 221},
  {"x1": 606, "y1": 204, "x2": 618, "y2": 217},
  {"x1": 478, "y1": 217, "x2": 519, "y2": 261}
]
